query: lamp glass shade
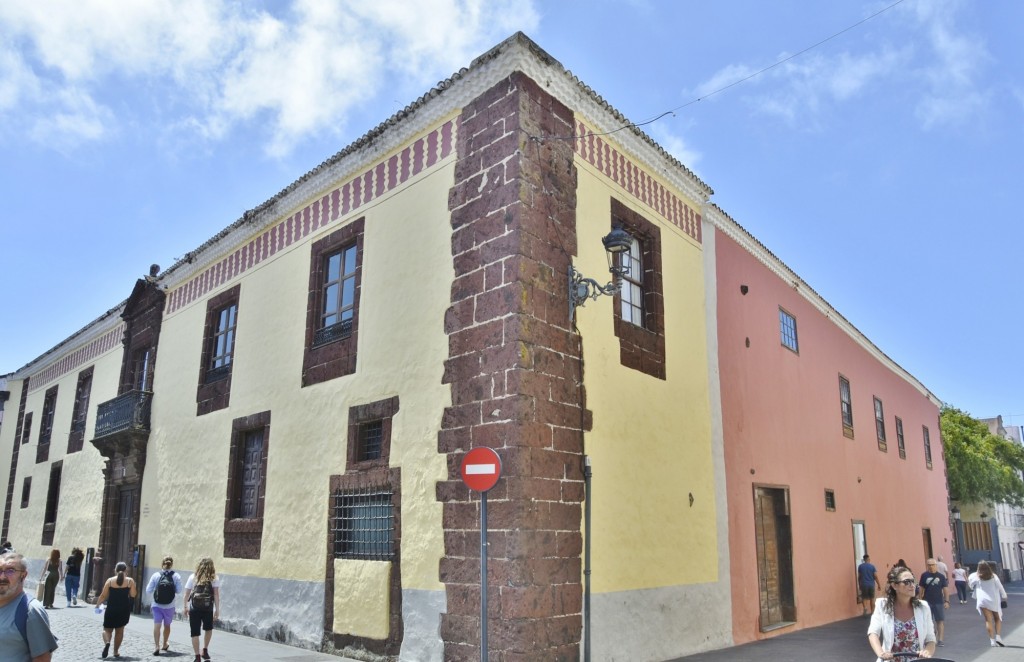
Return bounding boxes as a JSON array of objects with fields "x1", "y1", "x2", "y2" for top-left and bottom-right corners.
[{"x1": 601, "y1": 227, "x2": 632, "y2": 254}]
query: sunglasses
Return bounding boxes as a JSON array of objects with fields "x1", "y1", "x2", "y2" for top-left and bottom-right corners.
[
  {"x1": 895, "y1": 578, "x2": 916, "y2": 586},
  {"x1": 0, "y1": 568, "x2": 22, "y2": 578}
]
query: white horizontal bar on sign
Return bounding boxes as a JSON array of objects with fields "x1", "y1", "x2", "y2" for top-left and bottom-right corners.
[{"x1": 465, "y1": 464, "x2": 497, "y2": 475}]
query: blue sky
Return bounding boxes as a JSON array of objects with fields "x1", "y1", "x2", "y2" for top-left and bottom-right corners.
[{"x1": 1, "y1": 0, "x2": 1021, "y2": 422}]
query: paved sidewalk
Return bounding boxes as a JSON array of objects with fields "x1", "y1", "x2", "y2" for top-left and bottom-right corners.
[
  {"x1": 40, "y1": 598, "x2": 361, "y2": 661},
  {"x1": 672, "y1": 582, "x2": 1024, "y2": 662}
]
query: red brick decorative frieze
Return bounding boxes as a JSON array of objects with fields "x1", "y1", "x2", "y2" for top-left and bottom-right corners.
[
  {"x1": 575, "y1": 120, "x2": 702, "y2": 244},
  {"x1": 167, "y1": 120, "x2": 457, "y2": 315},
  {"x1": 439, "y1": 72, "x2": 585, "y2": 662},
  {"x1": 27, "y1": 326, "x2": 123, "y2": 393}
]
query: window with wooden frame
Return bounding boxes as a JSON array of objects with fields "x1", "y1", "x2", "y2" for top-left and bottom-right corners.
[
  {"x1": 779, "y1": 308, "x2": 799, "y2": 353},
  {"x1": 923, "y1": 425, "x2": 933, "y2": 470},
  {"x1": 839, "y1": 375, "x2": 854, "y2": 438},
  {"x1": 895, "y1": 416, "x2": 906, "y2": 459},
  {"x1": 20, "y1": 412, "x2": 32, "y2": 445},
  {"x1": 302, "y1": 219, "x2": 364, "y2": 387},
  {"x1": 223, "y1": 411, "x2": 270, "y2": 559},
  {"x1": 610, "y1": 199, "x2": 665, "y2": 380},
  {"x1": 196, "y1": 285, "x2": 241, "y2": 416},
  {"x1": 347, "y1": 396, "x2": 399, "y2": 470},
  {"x1": 42, "y1": 461, "x2": 62, "y2": 546},
  {"x1": 37, "y1": 386, "x2": 58, "y2": 463},
  {"x1": 873, "y1": 397, "x2": 887, "y2": 451},
  {"x1": 67, "y1": 367, "x2": 93, "y2": 453}
]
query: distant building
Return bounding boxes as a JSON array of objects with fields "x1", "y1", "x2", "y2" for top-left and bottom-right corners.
[
  {"x1": 976, "y1": 416, "x2": 1024, "y2": 580},
  {"x1": 0, "y1": 32, "x2": 951, "y2": 661}
]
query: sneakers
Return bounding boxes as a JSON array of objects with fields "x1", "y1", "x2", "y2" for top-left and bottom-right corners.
[
  {"x1": 72, "y1": 595, "x2": 77, "y2": 605},
  {"x1": 202, "y1": 648, "x2": 211, "y2": 660},
  {"x1": 991, "y1": 639, "x2": 998, "y2": 647},
  {"x1": 996, "y1": 635, "x2": 1005, "y2": 647}
]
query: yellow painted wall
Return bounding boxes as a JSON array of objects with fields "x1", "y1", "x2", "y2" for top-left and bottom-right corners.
[
  {"x1": 141, "y1": 155, "x2": 454, "y2": 604},
  {"x1": 4, "y1": 337, "x2": 123, "y2": 562},
  {"x1": 333, "y1": 559, "x2": 392, "y2": 638},
  {"x1": 574, "y1": 155, "x2": 717, "y2": 592}
]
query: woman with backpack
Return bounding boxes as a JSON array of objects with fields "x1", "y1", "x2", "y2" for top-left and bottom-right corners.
[
  {"x1": 145, "y1": 556, "x2": 183, "y2": 655},
  {"x1": 64, "y1": 547, "x2": 85, "y2": 607},
  {"x1": 96, "y1": 561, "x2": 138, "y2": 658},
  {"x1": 183, "y1": 556, "x2": 221, "y2": 662}
]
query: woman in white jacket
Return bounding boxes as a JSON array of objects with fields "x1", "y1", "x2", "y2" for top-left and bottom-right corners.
[
  {"x1": 868, "y1": 565, "x2": 936, "y2": 660},
  {"x1": 967, "y1": 560, "x2": 1008, "y2": 647}
]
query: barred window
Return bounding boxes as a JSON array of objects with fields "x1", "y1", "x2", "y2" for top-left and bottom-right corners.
[
  {"x1": 332, "y1": 485, "x2": 394, "y2": 560},
  {"x1": 824, "y1": 489, "x2": 836, "y2": 512},
  {"x1": 359, "y1": 421, "x2": 383, "y2": 461}
]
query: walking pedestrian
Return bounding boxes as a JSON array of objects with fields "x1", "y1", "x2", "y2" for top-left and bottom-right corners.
[
  {"x1": 64, "y1": 547, "x2": 85, "y2": 607},
  {"x1": 917, "y1": 558, "x2": 949, "y2": 646},
  {"x1": 38, "y1": 549, "x2": 62, "y2": 609},
  {"x1": 96, "y1": 561, "x2": 137, "y2": 658},
  {"x1": 183, "y1": 557, "x2": 221, "y2": 662},
  {"x1": 858, "y1": 554, "x2": 882, "y2": 616},
  {"x1": 867, "y1": 565, "x2": 936, "y2": 661},
  {"x1": 951, "y1": 562, "x2": 968, "y2": 604},
  {"x1": 935, "y1": 556, "x2": 948, "y2": 578},
  {"x1": 967, "y1": 560, "x2": 1008, "y2": 647},
  {"x1": 145, "y1": 556, "x2": 183, "y2": 656},
  {"x1": 0, "y1": 551, "x2": 59, "y2": 661}
]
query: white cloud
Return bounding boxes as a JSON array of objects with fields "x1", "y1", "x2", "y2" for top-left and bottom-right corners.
[
  {"x1": 907, "y1": 0, "x2": 991, "y2": 128},
  {"x1": 0, "y1": 0, "x2": 539, "y2": 156},
  {"x1": 649, "y1": 125, "x2": 702, "y2": 175}
]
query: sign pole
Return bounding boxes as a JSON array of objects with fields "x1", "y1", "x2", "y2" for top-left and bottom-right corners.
[
  {"x1": 480, "y1": 490, "x2": 488, "y2": 662},
  {"x1": 460, "y1": 446, "x2": 502, "y2": 662}
]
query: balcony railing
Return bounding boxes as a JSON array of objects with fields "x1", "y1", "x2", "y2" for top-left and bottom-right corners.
[{"x1": 94, "y1": 390, "x2": 153, "y2": 439}]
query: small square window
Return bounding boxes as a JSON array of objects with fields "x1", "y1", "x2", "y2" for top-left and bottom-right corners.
[
  {"x1": 825, "y1": 489, "x2": 836, "y2": 512},
  {"x1": 359, "y1": 421, "x2": 383, "y2": 461},
  {"x1": 347, "y1": 396, "x2": 398, "y2": 470},
  {"x1": 779, "y1": 308, "x2": 799, "y2": 353}
]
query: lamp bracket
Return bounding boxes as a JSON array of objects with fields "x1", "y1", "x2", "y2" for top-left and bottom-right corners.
[{"x1": 568, "y1": 264, "x2": 622, "y2": 324}]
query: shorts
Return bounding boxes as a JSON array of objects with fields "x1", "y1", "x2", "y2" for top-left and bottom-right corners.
[
  {"x1": 189, "y1": 609, "x2": 214, "y2": 636},
  {"x1": 152, "y1": 605, "x2": 176, "y2": 626},
  {"x1": 860, "y1": 585, "x2": 876, "y2": 601},
  {"x1": 928, "y1": 600, "x2": 945, "y2": 622}
]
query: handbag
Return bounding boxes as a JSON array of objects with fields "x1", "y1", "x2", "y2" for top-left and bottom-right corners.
[
  {"x1": 1001, "y1": 599, "x2": 1008, "y2": 609},
  {"x1": 35, "y1": 581, "x2": 44, "y2": 600}
]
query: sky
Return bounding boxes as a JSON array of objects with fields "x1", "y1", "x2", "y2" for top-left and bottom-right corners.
[{"x1": 1, "y1": 0, "x2": 1021, "y2": 423}]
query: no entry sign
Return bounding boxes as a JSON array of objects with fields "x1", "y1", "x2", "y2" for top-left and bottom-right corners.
[{"x1": 460, "y1": 447, "x2": 502, "y2": 492}]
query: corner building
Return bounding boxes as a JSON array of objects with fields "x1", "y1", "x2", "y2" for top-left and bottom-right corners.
[{"x1": 0, "y1": 33, "x2": 947, "y2": 661}]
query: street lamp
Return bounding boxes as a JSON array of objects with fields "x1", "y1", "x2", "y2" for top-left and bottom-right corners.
[{"x1": 568, "y1": 227, "x2": 633, "y2": 323}]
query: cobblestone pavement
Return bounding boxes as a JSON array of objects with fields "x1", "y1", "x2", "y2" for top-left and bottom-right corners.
[{"x1": 38, "y1": 597, "x2": 359, "y2": 661}]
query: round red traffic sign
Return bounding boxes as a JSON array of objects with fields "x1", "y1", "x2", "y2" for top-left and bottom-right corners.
[{"x1": 460, "y1": 447, "x2": 502, "y2": 492}]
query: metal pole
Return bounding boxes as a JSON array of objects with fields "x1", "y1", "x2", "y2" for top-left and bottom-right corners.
[
  {"x1": 583, "y1": 456, "x2": 592, "y2": 662},
  {"x1": 481, "y1": 491, "x2": 489, "y2": 662}
]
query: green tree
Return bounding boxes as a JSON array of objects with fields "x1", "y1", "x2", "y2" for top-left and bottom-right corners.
[{"x1": 941, "y1": 407, "x2": 1024, "y2": 507}]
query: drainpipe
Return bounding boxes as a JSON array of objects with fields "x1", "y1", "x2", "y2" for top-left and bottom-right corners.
[{"x1": 584, "y1": 455, "x2": 592, "y2": 662}]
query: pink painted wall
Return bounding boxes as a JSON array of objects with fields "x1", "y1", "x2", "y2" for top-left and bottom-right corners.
[{"x1": 714, "y1": 228, "x2": 952, "y2": 644}]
